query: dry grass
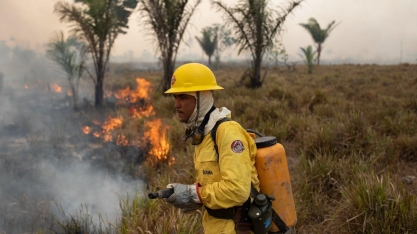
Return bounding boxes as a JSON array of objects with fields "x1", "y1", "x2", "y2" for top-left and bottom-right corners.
[
  {"x1": 338, "y1": 173, "x2": 417, "y2": 233},
  {"x1": 119, "y1": 193, "x2": 203, "y2": 234},
  {"x1": 133, "y1": 63, "x2": 417, "y2": 234},
  {"x1": 3, "y1": 63, "x2": 417, "y2": 233}
]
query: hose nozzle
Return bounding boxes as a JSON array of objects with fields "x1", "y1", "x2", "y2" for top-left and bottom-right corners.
[{"x1": 148, "y1": 188, "x2": 174, "y2": 199}]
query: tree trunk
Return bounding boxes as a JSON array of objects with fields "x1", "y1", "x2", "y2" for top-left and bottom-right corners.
[
  {"x1": 95, "y1": 72, "x2": 104, "y2": 107},
  {"x1": 162, "y1": 57, "x2": 175, "y2": 94},
  {"x1": 317, "y1": 43, "x2": 322, "y2": 65},
  {"x1": 208, "y1": 55, "x2": 212, "y2": 66},
  {"x1": 70, "y1": 82, "x2": 78, "y2": 110},
  {"x1": 307, "y1": 64, "x2": 313, "y2": 74},
  {"x1": 251, "y1": 52, "x2": 263, "y2": 89},
  {"x1": 94, "y1": 52, "x2": 107, "y2": 107}
]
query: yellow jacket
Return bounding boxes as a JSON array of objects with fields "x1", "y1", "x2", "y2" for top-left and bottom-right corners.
[{"x1": 195, "y1": 120, "x2": 260, "y2": 234}]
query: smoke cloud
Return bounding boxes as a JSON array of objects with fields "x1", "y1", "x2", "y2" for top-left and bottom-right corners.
[{"x1": 0, "y1": 43, "x2": 145, "y2": 233}]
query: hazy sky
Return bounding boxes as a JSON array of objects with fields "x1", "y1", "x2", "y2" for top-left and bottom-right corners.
[{"x1": 1, "y1": 0, "x2": 417, "y2": 64}]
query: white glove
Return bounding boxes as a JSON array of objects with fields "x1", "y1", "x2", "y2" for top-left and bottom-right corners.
[{"x1": 165, "y1": 183, "x2": 202, "y2": 212}]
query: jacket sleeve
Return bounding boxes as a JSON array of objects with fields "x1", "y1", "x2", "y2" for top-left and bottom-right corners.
[{"x1": 198, "y1": 121, "x2": 257, "y2": 209}]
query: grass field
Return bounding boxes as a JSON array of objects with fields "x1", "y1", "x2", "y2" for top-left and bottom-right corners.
[
  {"x1": 1, "y1": 63, "x2": 417, "y2": 233},
  {"x1": 106, "y1": 63, "x2": 417, "y2": 233}
]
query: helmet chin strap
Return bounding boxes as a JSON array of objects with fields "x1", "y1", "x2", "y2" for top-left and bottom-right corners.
[{"x1": 194, "y1": 91, "x2": 200, "y2": 129}]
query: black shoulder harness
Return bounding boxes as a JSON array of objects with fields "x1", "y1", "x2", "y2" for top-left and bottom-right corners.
[
  {"x1": 210, "y1": 117, "x2": 231, "y2": 159},
  {"x1": 208, "y1": 117, "x2": 290, "y2": 232}
]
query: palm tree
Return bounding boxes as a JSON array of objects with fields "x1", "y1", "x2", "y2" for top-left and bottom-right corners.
[
  {"x1": 299, "y1": 18, "x2": 339, "y2": 65},
  {"x1": 195, "y1": 27, "x2": 218, "y2": 66},
  {"x1": 54, "y1": 0, "x2": 138, "y2": 107},
  {"x1": 299, "y1": 45, "x2": 316, "y2": 74},
  {"x1": 212, "y1": 0, "x2": 303, "y2": 89},
  {"x1": 138, "y1": 0, "x2": 202, "y2": 94},
  {"x1": 47, "y1": 31, "x2": 88, "y2": 110},
  {"x1": 211, "y1": 24, "x2": 235, "y2": 65}
]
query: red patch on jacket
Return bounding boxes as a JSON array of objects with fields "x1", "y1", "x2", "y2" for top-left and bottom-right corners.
[{"x1": 231, "y1": 140, "x2": 244, "y2": 153}]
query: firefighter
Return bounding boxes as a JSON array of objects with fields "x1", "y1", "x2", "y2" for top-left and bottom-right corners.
[{"x1": 164, "y1": 63, "x2": 260, "y2": 234}]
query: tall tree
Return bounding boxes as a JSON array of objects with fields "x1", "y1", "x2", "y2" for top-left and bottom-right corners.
[
  {"x1": 299, "y1": 18, "x2": 339, "y2": 65},
  {"x1": 212, "y1": 0, "x2": 303, "y2": 88},
  {"x1": 138, "y1": 0, "x2": 202, "y2": 94},
  {"x1": 211, "y1": 24, "x2": 235, "y2": 65},
  {"x1": 195, "y1": 27, "x2": 218, "y2": 66},
  {"x1": 47, "y1": 31, "x2": 88, "y2": 110},
  {"x1": 54, "y1": 0, "x2": 138, "y2": 107}
]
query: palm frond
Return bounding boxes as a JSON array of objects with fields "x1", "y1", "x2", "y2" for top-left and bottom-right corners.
[
  {"x1": 138, "y1": 0, "x2": 202, "y2": 92},
  {"x1": 299, "y1": 17, "x2": 339, "y2": 44},
  {"x1": 213, "y1": 0, "x2": 303, "y2": 59},
  {"x1": 299, "y1": 17, "x2": 338, "y2": 65},
  {"x1": 195, "y1": 28, "x2": 218, "y2": 58}
]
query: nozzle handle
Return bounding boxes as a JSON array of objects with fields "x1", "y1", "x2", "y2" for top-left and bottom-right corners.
[{"x1": 148, "y1": 188, "x2": 174, "y2": 199}]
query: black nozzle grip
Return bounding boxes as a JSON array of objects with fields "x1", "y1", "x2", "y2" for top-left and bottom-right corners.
[{"x1": 148, "y1": 188, "x2": 174, "y2": 199}]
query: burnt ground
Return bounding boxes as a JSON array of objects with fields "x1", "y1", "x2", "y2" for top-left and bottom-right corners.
[
  {"x1": 0, "y1": 81, "x2": 147, "y2": 233},
  {"x1": 0, "y1": 84, "x2": 146, "y2": 173}
]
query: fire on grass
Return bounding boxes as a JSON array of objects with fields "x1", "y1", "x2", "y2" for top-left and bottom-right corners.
[
  {"x1": 81, "y1": 78, "x2": 172, "y2": 165},
  {"x1": 22, "y1": 79, "x2": 172, "y2": 165},
  {"x1": 143, "y1": 119, "x2": 172, "y2": 165},
  {"x1": 50, "y1": 83, "x2": 62, "y2": 93},
  {"x1": 23, "y1": 82, "x2": 69, "y2": 95}
]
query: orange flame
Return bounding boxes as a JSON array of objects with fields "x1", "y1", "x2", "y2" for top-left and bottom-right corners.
[
  {"x1": 81, "y1": 77, "x2": 173, "y2": 164},
  {"x1": 116, "y1": 134, "x2": 129, "y2": 146},
  {"x1": 51, "y1": 84, "x2": 62, "y2": 92},
  {"x1": 129, "y1": 105, "x2": 155, "y2": 118},
  {"x1": 144, "y1": 119, "x2": 170, "y2": 162},
  {"x1": 114, "y1": 87, "x2": 130, "y2": 102},
  {"x1": 82, "y1": 126, "x2": 91, "y2": 134},
  {"x1": 114, "y1": 78, "x2": 151, "y2": 103},
  {"x1": 101, "y1": 116, "x2": 123, "y2": 142}
]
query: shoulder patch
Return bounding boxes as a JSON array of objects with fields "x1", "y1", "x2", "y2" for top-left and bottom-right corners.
[{"x1": 231, "y1": 140, "x2": 244, "y2": 153}]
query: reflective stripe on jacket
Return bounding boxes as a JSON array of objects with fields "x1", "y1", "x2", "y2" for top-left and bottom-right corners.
[{"x1": 195, "y1": 120, "x2": 259, "y2": 234}]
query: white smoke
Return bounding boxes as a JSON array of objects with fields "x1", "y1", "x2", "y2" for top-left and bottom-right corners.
[
  {"x1": 0, "y1": 42, "x2": 147, "y2": 233},
  {"x1": 38, "y1": 160, "x2": 144, "y2": 224}
]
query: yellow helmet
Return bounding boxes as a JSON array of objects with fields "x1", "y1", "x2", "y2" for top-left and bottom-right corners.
[{"x1": 164, "y1": 63, "x2": 224, "y2": 94}]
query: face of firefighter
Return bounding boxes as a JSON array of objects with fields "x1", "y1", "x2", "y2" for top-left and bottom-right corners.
[{"x1": 174, "y1": 94, "x2": 196, "y2": 123}]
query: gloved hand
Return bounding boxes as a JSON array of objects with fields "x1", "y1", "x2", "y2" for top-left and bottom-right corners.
[{"x1": 165, "y1": 183, "x2": 203, "y2": 212}]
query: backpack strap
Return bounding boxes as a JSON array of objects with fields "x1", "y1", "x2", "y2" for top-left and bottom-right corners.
[
  {"x1": 211, "y1": 117, "x2": 290, "y2": 233},
  {"x1": 210, "y1": 117, "x2": 231, "y2": 160}
]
